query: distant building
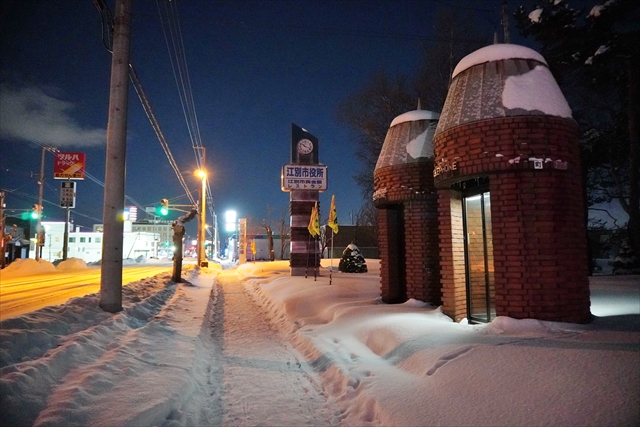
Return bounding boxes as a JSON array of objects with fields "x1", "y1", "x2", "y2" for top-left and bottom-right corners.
[
  {"x1": 29, "y1": 221, "x2": 162, "y2": 263},
  {"x1": 246, "y1": 234, "x2": 290, "y2": 261}
]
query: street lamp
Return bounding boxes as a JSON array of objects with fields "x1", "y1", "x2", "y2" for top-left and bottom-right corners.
[{"x1": 195, "y1": 169, "x2": 208, "y2": 267}]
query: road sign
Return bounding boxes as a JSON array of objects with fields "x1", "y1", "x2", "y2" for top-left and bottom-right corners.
[
  {"x1": 60, "y1": 181, "x2": 76, "y2": 208},
  {"x1": 54, "y1": 152, "x2": 86, "y2": 180},
  {"x1": 281, "y1": 164, "x2": 327, "y2": 192}
]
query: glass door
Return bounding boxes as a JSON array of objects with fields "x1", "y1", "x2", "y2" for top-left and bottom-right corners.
[{"x1": 463, "y1": 192, "x2": 495, "y2": 323}]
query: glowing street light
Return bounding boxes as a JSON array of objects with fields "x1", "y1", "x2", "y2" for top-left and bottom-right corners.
[{"x1": 225, "y1": 210, "x2": 237, "y2": 232}]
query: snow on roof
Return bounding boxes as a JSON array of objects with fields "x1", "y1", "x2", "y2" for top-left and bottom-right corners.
[
  {"x1": 435, "y1": 44, "x2": 571, "y2": 133},
  {"x1": 390, "y1": 110, "x2": 440, "y2": 127},
  {"x1": 376, "y1": 110, "x2": 439, "y2": 170},
  {"x1": 503, "y1": 65, "x2": 572, "y2": 118},
  {"x1": 452, "y1": 44, "x2": 547, "y2": 79}
]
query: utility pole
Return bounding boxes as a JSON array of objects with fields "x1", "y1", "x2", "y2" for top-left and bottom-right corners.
[
  {"x1": 100, "y1": 0, "x2": 132, "y2": 313},
  {"x1": 35, "y1": 147, "x2": 45, "y2": 260},
  {"x1": 501, "y1": 2, "x2": 510, "y2": 44},
  {"x1": 195, "y1": 147, "x2": 207, "y2": 267},
  {"x1": 200, "y1": 176, "x2": 207, "y2": 267},
  {"x1": 0, "y1": 190, "x2": 5, "y2": 269}
]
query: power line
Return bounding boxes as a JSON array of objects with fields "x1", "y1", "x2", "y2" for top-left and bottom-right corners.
[
  {"x1": 157, "y1": 0, "x2": 215, "y2": 223},
  {"x1": 93, "y1": 0, "x2": 198, "y2": 209}
]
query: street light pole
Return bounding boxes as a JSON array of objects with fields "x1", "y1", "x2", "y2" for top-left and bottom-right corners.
[
  {"x1": 202, "y1": 180, "x2": 207, "y2": 265},
  {"x1": 197, "y1": 172, "x2": 207, "y2": 267}
]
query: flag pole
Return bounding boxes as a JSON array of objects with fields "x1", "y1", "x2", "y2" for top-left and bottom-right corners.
[
  {"x1": 305, "y1": 233, "x2": 310, "y2": 278},
  {"x1": 328, "y1": 194, "x2": 338, "y2": 286},
  {"x1": 314, "y1": 235, "x2": 318, "y2": 281},
  {"x1": 329, "y1": 228, "x2": 334, "y2": 285}
]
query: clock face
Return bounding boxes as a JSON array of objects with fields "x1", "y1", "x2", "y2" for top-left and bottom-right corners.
[{"x1": 297, "y1": 139, "x2": 314, "y2": 155}]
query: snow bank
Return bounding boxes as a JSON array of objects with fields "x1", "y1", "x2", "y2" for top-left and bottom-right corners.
[
  {"x1": 244, "y1": 261, "x2": 640, "y2": 426},
  {"x1": 1, "y1": 259, "x2": 638, "y2": 426},
  {"x1": 0, "y1": 270, "x2": 216, "y2": 427},
  {"x1": 55, "y1": 257, "x2": 89, "y2": 271},
  {"x1": 1, "y1": 258, "x2": 56, "y2": 276}
]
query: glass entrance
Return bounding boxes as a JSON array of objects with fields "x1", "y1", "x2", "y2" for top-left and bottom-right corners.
[{"x1": 463, "y1": 192, "x2": 495, "y2": 323}]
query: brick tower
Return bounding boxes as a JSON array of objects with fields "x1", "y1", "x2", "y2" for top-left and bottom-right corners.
[
  {"x1": 374, "y1": 109, "x2": 441, "y2": 305},
  {"x1": 287, "y1": 124, "x2": 322, "y2": 276},
  {"x1": 433, "y1": 44, "x2": 591, "y2": 323}
]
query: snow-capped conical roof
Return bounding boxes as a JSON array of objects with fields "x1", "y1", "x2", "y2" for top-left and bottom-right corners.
[
  {"x1": 435, "y1": 44, "x2": 572, "y2": 135},
  {"x1": 375, "y1": 109, "x2": 440, "y2": 171}
]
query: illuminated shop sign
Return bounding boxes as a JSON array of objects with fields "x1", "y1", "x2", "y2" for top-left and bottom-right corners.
[{"x1": 433, "y1": 157, "x2": 458, "y2": 178}]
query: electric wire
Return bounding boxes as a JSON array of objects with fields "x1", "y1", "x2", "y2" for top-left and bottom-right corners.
[
  {"x1": 127, "y1": 65, "x2": 197, "y2": 205},
  {"x1": 157, "y1": 0, "x2": 203, "y2": 157},
  {"x1": 157, "y1": 0, "x2": 216, "y2": 227},
  {"x1": 93, "y1": 0, "x2": 197, "y2": 209}
]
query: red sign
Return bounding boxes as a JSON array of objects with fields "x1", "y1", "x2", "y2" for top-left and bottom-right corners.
[{"x1": 54, "y1": 152, "x2": 86, "y2": 180}]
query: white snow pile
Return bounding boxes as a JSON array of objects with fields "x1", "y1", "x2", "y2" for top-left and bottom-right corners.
[
  {"x1": 1, "y1": 258, "x2": 57, "y2": 276},
  {"x1": 0, "y1": 257, "x2": 94, "y2": 277},
  {"x1": 242, "y1": 263, "x2": 639, "y2": 426},
  {"x1": 0, "y1": 260, "x2": 638, "y2": 426},
  {"x1": 54, "y1": 258, "x2": 88, "y2": 271}
]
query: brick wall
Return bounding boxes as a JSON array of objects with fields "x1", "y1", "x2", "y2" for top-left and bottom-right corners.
[
  {"x1": 374, "y1": 160, "x2": 441, "y2": 305},
  {"x1": 490, "y1": 172, "x2": 590, "y2": 322},
  {"x1": 438, "y1": 190, "x2": 467, "y2": 321},
  {"x1": 289, "y1": 191, "x2": 320, "y2": 273},
  {"x1": 434, "y1": 116, "x2": 591, "y2": 323}
]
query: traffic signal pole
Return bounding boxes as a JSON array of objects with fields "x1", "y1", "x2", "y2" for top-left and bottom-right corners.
[
  {"x1": 100, "y1": 0, "x2": 132, "y2": 313},
  {"x1": 35, "y1": 147, "x2": 45, "y2": 261}
]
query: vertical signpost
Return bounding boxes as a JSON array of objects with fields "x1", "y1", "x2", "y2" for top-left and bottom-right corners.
[
  {"x1": 54, "y1": 152, "x2": 85, "y2": 261},
  {"x1": 282, "y1": 124, "x2": 326, "y2": 276},
  {"x1": 59, "y1": 180, "x2": 77, "y2": 259}
]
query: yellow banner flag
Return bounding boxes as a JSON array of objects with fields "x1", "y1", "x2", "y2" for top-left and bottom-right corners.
[
  {"x1": 308, "y1": 201, "x2": 320, "y2": 237},
  {"x1": 328, "y1": 195, "x2": 339, "y2": 234}
]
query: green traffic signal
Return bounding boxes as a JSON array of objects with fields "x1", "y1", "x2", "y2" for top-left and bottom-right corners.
[
  {"x1": 156, "y1": 199, "x2": 169, "y2": 216},
  {"x1": 29, "y1": 204, "x2": 42, "y2": 219}
]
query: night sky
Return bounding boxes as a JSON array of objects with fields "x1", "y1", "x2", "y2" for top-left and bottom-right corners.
[{"x1": 1, "y1": 0, "x2": 527, "y2": 239}]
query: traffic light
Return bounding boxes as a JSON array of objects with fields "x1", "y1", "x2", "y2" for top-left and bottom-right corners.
[
  {"x1": 156, "y1": 199, "x2": 169, "y2": 216},
  {"x1": 30, "y1": 204, "x2": 43, "y2": 219}
]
